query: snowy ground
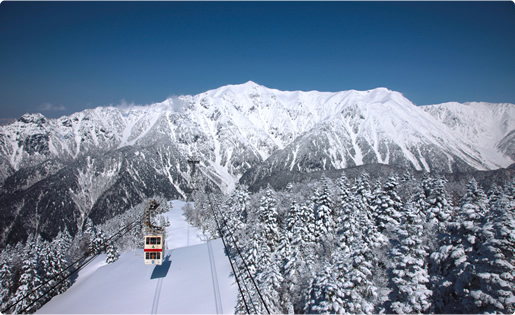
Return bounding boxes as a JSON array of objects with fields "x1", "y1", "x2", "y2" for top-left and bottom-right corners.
[{"x1": 38, "y1": 200, "x2": 238, "y2": 314}]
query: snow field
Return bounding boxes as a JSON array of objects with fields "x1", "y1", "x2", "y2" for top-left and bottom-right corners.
[
  {"x1": 164, "y1": 200, "x2": 206, "y2": 249},
  {"x1": 37, "y1": 200, "x2": 238, "y2": 314}
]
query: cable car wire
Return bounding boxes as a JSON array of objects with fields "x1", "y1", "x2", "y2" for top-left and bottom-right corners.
[
  {"x1": 206, "y1": 192, "x2": 271, "y2": 315},
  {"x1": 2, "y1": 213, "x2": 144, "y2": 314},
  {"x1": 18, "y1": 215, "x2": 143, "y2": 314},
  {"x1": 206, "y1": 193, "x2": 251, "y2": 314},
  {"x1": 213, "y1": 200, "x2": 271, "y2": 314}
]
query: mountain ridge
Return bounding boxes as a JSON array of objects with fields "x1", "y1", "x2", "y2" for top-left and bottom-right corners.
[{"x1": 0, "y1": 82, "x2": 513, "y2": 246}]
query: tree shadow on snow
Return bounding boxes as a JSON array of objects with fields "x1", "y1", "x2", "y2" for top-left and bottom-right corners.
[{"x1": 150, "y1": 255, "x2": 172, "y2": 279}]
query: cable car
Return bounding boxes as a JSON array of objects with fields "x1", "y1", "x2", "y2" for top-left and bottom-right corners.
[{"x1": 144, "y1": 235, "x2": 164, "y2": 265}]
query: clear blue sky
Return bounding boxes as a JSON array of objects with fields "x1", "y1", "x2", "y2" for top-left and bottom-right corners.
[{"x1": 0, "y1": 1, "x2": 514, "y2": 119}]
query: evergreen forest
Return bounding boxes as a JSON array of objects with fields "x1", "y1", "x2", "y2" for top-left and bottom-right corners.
[
  {"x1": 187, "y1": 171, "x2": 515, "y2": 314},
  {"x1": 1, "y1": 170, "x2": 514, "y2": 314}
]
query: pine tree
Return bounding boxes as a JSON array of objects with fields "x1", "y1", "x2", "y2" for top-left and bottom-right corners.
[
  {"x1": 336, "y1": 174, "x2": 359, "y2": 252},
  {"x1": 374, "y1": 176, "x2": 403, "y2": 232},
  {"x1": 38, "y1": 240, "x2": 54, "y2": 302},
  {"x1": 52, "y1": 241, "x2": 71, "y2": 295},
  {"x1": 259, "y1": 188, "x2": 280, "y2": 254},
  {"x1": 91, "y1": 229, "x2": 107, "y2": 255},
  {"x1": 280, "y1": 201, "x2": 302, "y2": 313},
  {"x1": 223, "y1": 186, "x2": 248, "y2": 248},
  {"x1": 298, "y1": 202, "x2": 318, "y2": 278},
  {"x1": 0, "y1": 261, "x2": 13, "y2": 309},
  {"x1": 235, "y1": 228, "x2": 262, "y2": 314},
  {"x1": 486, "y1": 184, "x2": 503, "y2": 206},
  {"x1": 304, "y1": 265, "x2": 343, "y2": 313},
  {"x1": 255, "y1": 187, "x2": 283, "y2": 313},
  {"x1": 422, "y1": 176, "x2": 453, "y2": 228},
  {"x1": 334, "y1": 172, "x2": 385, "y2": 314},
  {"x1": 299, "y1": 203, "x2": 316, "y2": 246},
  {"x1": 235, "y1": 189, "x2": 271, "y2": 314},
  {"x1": 286, "y1": 201, "x2": 300, "y2": 237},
  {"x1": 314, "y1": 178, "x2": 336, "y2": 249},
  {"x1": 388, "y1": 203, "x2": 432, "y2": 314},
  {"x1": 13, "y1": 241, "x2": 43, "y2": 313},
  {"x1": 339, "y1": 242, "x2": 378, "y2": 314},
  {"x1": 464, "y1": 192, "x2": 515, "y2": 313},
  {"x1": 355, "y1": 173, "x2": 387, "y2": 250},
  {"x1": 355, "y1": 172, "x2": 373, "y2": 212},
  {"x1": 429, "y1": 178, "x2": 486, "y2": 313},
  {"x1": 354, "y1": 172, "x2": 378, "y2": 241},
  {"x1": 276, "y1": 232, "x2": 295, "y2": 313},
  {"x1": 335, "y1": 171, "x2": 352, "y2": 225},
  {"x1": 257, "y1": 246, "x2": 283, "y2": 314},
  {"x1": 105, "y1": 242, "x2": 119, "y2": 264},
  {"x1": 461, "y1": 178, "x2": 488, "y2": 221}
]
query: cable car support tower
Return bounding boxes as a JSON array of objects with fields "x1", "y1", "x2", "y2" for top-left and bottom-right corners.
[{"x1": 187, "y1": 156, "x2": 200, "y2": 202}]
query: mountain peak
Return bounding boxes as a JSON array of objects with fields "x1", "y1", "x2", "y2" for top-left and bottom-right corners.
[
  {"x1": 18, "y1": 113, "x2": 47, "y2": 125},
  {"x1": 241, "y1": 80, "x2": 260, "y2": 87},
  {"x1": 205, "y1": 81, "x2": 266, "y2": 98},
  {"x1": 227, "y1": 80, "x2": 263, "y2": 91}
]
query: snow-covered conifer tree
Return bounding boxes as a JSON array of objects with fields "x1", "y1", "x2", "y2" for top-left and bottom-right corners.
[
  {"x1": 337, "y1": 202, "x2": 360, "y2": 251},
  {"x1": 462, "y1": 192, "x2": 515, "y2": 313},
  {"x1": 276, "y1": 201, "x2": 303, "y2": 314},
  {"x1": 235, "y1": 228, "x2": 262, "y2": 314},
  {"x1": 223, "y1": 186, "x2": 249, "y2": 248},
  {"x1": 299, "y1": 202, "x2": 316, "y2": 246},
  {"x1": 419, "y1": 176, "x2": 452, "y2": 229},
  {"x1": 314, "y1": 177, "x2": 336, "y2": 249},
  {"x1": 298, "y1": 201, "x2": 318, "y2": 277},
  {"x1": 286, "y1": 201, "x2": 300, "y2": 237},
  {"x1": 13, "y1": 241, "x2": 43, "y2": 313},
  {"x1": 461, "y1": 178, "x2": 488, "y2": 220},
  {"x1": 256, "y1": 247, "x2": 283, "y2": 314},
  {"x1": 354, "y1": 172, "x2": 386, "y2": 249},
  {"x1": 333, "y1": 173, "x2": 385, "y2": 314},
  {"x1": 105, "y1": 242, "x2": 119, "y2": 264},
  {"x1": 335, "y1": 171, "x2": 352, "y2": 224},
  {"x1": 259, "y1": 188, "x2": 280, "y2": 253},
  {"x1": 374, "y1": 176, "x2": 403, "y2": 232},
  {"x1": 254, "y1": 187, "x2": 283, "y2": 312},
  {"x1": 276, "y1": 231, "x2": 295, "y2": 313},
  {"x1": 388, "y1": 203, "x2": 432, "y2": 314},
  {"x1": 429, "y1": 178, "x2": 486, "y2": 313},
  {"x1": 51, "y1": 235, "x2": 71, "y2": 295},
  {"x1": 0, "y1": 261, "x2": 13, "y2": 309},
  {"x1": 78, "y1": 218, "x2": 97, "y2": 254},
  {"x1": 486, "y1": 184, "x2": 503, "y2": 206},
  {"x1": 354, "y1": 172, "x2": 376, "y2": 234},
  {"x1": 338, "y1": 242, "x2": 378, "y2": 314},
  {"x1": 90, "y1": 229, "x2": 107, "y2": 255},
  {"x1": 304, "y1": 265, "x2": 343, "y2": 313}
]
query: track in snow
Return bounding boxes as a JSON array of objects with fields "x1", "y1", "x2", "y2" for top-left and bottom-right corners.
[
  {"x1": 151, "y1": 277, "x2": 164, "y2": 314},
  {"x1": 207, "y1": 239, "x2": 223, "y2": 314},
  {"x1": 37, "y1": 201, "x2": 238, "y2": 314}
]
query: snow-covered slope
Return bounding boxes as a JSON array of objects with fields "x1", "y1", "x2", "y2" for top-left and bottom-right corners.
[
  {"x1": 0, "y1": 81, "x2": 513, "y2": 246},
  {"x1": 422, "y1": 102, "x2": 515, "y2": 161},
  {"x1": 1, "y1": 82, "x2": 512, "y2": 186},
  {"x1": 238, "y1": 87, "x2": 514, "y2": 187},
  {"x1": 37, "y1": 200, "x2": 238, "y2": 314}
]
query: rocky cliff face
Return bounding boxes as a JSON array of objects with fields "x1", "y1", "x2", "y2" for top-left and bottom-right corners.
[{"x1": 0, "y1": 81, "x2": 513, "y2": 246}]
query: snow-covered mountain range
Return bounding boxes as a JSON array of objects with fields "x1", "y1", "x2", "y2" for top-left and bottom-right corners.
[{"x1": 0, "y1": 81, "x2": 513, "y2": 246}]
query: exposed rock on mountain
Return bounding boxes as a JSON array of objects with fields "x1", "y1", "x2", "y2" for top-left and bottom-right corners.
[{"x1": 0, "y1": 81, "x2": 513, "y2": 246}]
